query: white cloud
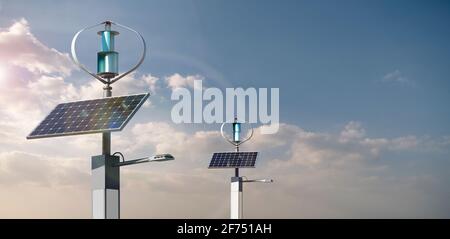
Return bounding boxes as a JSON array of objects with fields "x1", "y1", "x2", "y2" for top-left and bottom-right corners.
[
  {"x1": 0, "y1": 19, "x2": 79, "y2": 144},
  {"x1": 360, "y1": 135, "x2": 418, "y2": 157},
  {"x1": 0, "y1": 18, "x2": 74, "y2": 76},
  {"x1": 165, "y1": 73, "x2": 204, "y2": 90},
  {"x1": 0, "y1": 151, "x2": 88, "y2": 187},
  {"x1": 382, "y1": 70, "x2": 414, "y2": 85},
  {"x1": 128, "y1": 122, "x2": 226, "y2": 159},
  {"x1": 339, "y1": 121, "x2": 365, "y2": 143}
]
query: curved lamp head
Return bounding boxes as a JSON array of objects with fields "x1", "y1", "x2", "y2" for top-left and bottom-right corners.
[
  {"x1": 150, "y1": 154, "x2": 175, "y2": 162},
  {"x1": 71, "y1": 21, "x2": 146, "y2": 85}
]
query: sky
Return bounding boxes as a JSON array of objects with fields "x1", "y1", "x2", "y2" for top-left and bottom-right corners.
[{"x1": 0, "y1": 0, "x2": 449, "y2": 218}]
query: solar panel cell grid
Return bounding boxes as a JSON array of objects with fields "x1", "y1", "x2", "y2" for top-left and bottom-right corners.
[
  {"x1": 27, "y1": 93, "x2": 149, "y2": 139},
  {"x1": 208, "y1": 152, "x2": 258, "y2": 168}
]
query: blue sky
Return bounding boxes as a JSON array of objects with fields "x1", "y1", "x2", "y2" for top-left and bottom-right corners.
[
  {"x1": 7, "y1": 2, "x2": 450, "y2": 131},
  {"x1": 2, "y1": 0, "x2": 450, "y2": 136},
  {"x1": 0, "y1": 0, "x2": 450, "y2": 217}
]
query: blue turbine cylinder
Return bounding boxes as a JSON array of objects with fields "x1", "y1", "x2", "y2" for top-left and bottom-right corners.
[
  {"x1": 97, "y1": 30, "x2": 119, "y2": 79},
  {"x1": 233, "y1": 122, "x2": 241, "y2": 142}
]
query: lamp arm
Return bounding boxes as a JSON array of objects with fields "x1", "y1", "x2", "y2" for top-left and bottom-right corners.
[{"x1": 114, "y1": 157, "x2": 149, "y2": 167}]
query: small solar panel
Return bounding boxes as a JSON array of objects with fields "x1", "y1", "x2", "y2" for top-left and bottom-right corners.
[
  {"x1": 27, "y1": 93, "x2": 149, "y2": 139},
  {"x1": 208, "y1": 152, "x2": 258, "y2": 168}
]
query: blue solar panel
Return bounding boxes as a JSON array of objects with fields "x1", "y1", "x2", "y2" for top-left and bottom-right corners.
[
  {"x1": 208, "y1": 152, "x2": 258, "y2": 168},
  {"x1": 27, "y1": 93, "x2": 149, "y2": 139}
]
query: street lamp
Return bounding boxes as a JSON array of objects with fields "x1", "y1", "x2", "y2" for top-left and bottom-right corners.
[
  {"x1": 209, "y1": 118, "x2": 273, "y2": 219},
  {"x1": 27, "y1": 21, "x2": 174, "y2": 219}
]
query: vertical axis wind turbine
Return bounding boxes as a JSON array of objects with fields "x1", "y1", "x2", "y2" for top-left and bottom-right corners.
[{"x1": 208, "y1": 118, "x2": 273, "y2": 219}]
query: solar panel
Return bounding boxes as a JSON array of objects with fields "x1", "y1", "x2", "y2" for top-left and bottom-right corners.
[
  {"x1": 27, "y1": 93, "x2": 149, "y2": 139},
  {"x1": 208, "y1": 152, "x2": 258, "y2": 168}
]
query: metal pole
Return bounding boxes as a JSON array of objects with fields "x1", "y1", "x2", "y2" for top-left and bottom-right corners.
[
  {"x1": 92, "y1": 83, "x2": 120, "y2": 219},
  {"x1": 103, "y1": 84, "x2": 120, "y2": 219},
  {"x1": 231, "y1": 144, "x2": 243, "y2": 219},
  {"x1": 102, "y1": 84, "x2": 112, "y2": 155},
  {"x1": 235, "y1": 145, "x2": 239, "y2": 177}
]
